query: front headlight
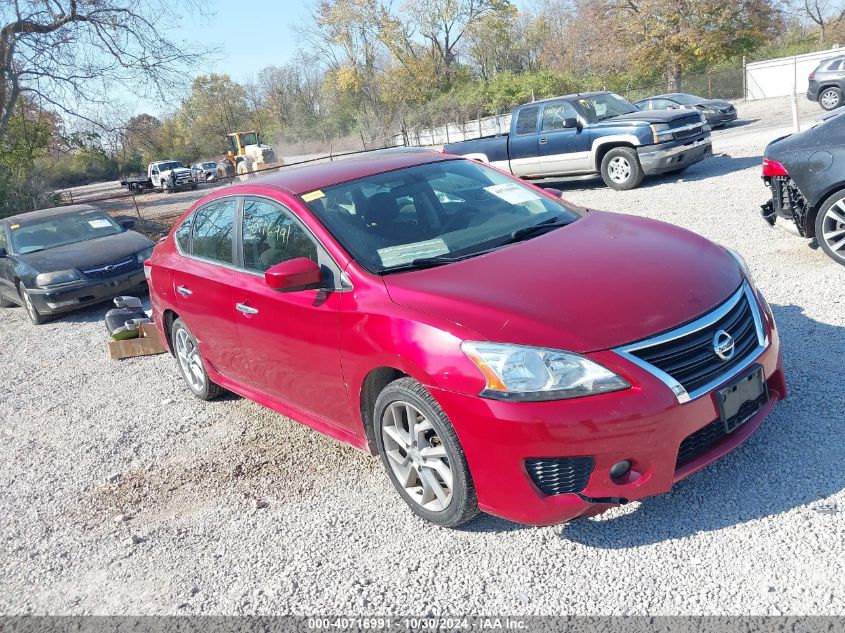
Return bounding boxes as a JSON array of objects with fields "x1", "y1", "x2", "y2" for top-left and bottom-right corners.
[
  {"x1": 35, "y1": 269, "x2": 82, "y2": 287},
  {"x1": 650, "y1": 123, "x2": 674, "y2": 143},
  {"x1": 135, "y1": 246, "x2": 154, "y2": 264},
  {"x1": 461, "y1": 342, "x2": 630, "y2": 401}
]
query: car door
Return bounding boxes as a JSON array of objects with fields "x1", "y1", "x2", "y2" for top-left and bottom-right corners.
[
  {"x1": 0, "y1": 224, "x2": 16, "y2": 302},
  {"x1": 231, "y1": 196, "x2": 351, "y2": 425},
  {"x1": 538, "y1": 101, "x2": 592, "y2": 175},
  {"x1": 150, "y1": 165, "x2": 161, "y2": 187},
  {"x1": 508, "y1": 105, "x2": 543, "y2": 178},
  {"x1": 170, "y1": 197, "x2": 252, "y2": 383}
]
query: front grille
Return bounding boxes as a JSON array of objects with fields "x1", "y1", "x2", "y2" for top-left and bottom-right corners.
[
  {"x1": 669, "y1": 114, "x2": 704, "y2": 139},
  {"x1": 676, "y1": 419, "x2": 725, "y2": 468},
  {"x1": 81, "y1": 256, "x2": 136, "y2": 278},
  {"x1": 619, "y1": 284, "x2": 764, "y2": 400},
  {"x1": 525, "y1": 457, "x2": 594, "y2": 496}
]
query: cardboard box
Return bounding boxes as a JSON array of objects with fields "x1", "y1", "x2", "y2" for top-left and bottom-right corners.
[{"x1": 108, "y1": 322, "x2": 168, "y2": 360}]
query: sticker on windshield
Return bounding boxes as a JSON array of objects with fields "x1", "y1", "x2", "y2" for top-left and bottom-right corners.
[
  {"x1": 484, "y1": 183, "x2": 542, "y2": 205},
  {"x1": 377, "y1": 238, "x2": 450, "y2": 268},
  {"x1": 301, "y1": 190, "x2": 325, "y2": 202},
  {"x1": 88, "y1": 219, "x2": 112, "y2": 229}
]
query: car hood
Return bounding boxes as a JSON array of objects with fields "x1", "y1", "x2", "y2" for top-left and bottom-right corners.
[
  {"x1": 599, "y1": 109, "x2": 699, "y2": 125},
  {"x1": 382, "y1": 211, "x2": 742, "y2": 353},
  {"x1": 164, "y1": 167, "x2": 192, "y2": 176},
  {"x1": 14, "y1": 230, "x2": 154, "y2": 272},
  {"x1": 699, "y1": 99, "x2": 733, "y2": 110}
]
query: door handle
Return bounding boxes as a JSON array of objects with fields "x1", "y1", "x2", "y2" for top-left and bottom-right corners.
[
  {"x1": 235, "y1": 303, "x2": 259, "y2": 315},
  {"x1": 539, "y1": 137, "x2": 548, "y2": 145},
  {"x1": 176, "y1": 285, "x2": 192, "y2": 297}
]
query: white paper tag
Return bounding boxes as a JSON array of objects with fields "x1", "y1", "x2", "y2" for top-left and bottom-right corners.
[
  {"x1": 88, "y1": 219, "x2": 112, "y2": 228},
  {"x1": 377, "y1": 238, "x2": 449, "y2": 268},
  {"x1": 484, "y1": 183, "x2": 541, "y2": 205}
]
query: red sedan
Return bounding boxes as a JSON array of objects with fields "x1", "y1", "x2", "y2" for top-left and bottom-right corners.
[{"x1": 146, "y1": 152, "x2": 785, "y2": 527}]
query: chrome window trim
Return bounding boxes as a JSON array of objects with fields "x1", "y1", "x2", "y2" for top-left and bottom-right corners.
[{"x1": 613, "y1": 281, "x2": 768, "y2": 404}]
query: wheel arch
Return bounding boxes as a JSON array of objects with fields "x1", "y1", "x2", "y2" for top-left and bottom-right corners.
[
  {"x1": 806, "y1": 183, "x2": 845, "y2": 238},
  {"x1": 359, "y1": 366, "x2": 410, "y2": 454},
  {"x1": 162, "y1": 308, "x2": 179, "y2": 355},
  {"x1": 592, "y1": 139, "x2": 639, "y2": 171}
]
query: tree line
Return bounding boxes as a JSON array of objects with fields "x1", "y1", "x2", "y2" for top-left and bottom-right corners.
[{"x1": 2, "y1": 0, "x2": 844, "y2": 215}]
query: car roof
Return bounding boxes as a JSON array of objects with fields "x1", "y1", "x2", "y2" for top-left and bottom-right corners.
[
  {"x1": 1, "y1": 204, "x2": 101, "y2": 226},
  {"x1": 227, "y1": 149, "x2": 451, "y2": 195},
  {"x1": 521, "y1": 91, "x2": 611, "y2": 106},
  {"x1": 647, "y1": 93, "x2": 698, "y2": 100}
]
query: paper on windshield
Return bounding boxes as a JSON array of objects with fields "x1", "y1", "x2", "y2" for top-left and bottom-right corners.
[
  {"x1": 377, "y1": 238, "x2": 450, "y2": 268},
  {"x1": 484, "y1": 183, "x2": 542, "y2": 205},
  {"x1": 88, "y1": 219, "x2": 112, "y2": 229}
]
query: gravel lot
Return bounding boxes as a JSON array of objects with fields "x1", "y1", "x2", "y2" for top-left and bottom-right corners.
[{"x1": 1, "y1": 97, "x2": 844, "y2": 616}]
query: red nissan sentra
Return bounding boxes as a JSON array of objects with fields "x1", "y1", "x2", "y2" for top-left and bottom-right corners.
[{"x1": 146, "y1": 152, "x2": 785, "y2": 527}]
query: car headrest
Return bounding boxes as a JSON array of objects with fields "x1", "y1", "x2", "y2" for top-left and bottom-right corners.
[{"x1": 363, "y1": 192, "x2": 399, "y2": 227}]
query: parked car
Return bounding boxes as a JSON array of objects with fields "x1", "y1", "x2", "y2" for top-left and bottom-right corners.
[
  {"x1": 442, "y1": 91, "x2": 711, "y2": 191},
  {"x1": 634, "y1": 92, "x2": 738, "y2": 127},
  {"x1": 147, "y1": 152, "x2": 785, "y2": 527},
  {"x1": 807, "y1": 55, "x2": 845, "y2": 110},
  {"x1": 191, "y1": 161, "x2": 220, "y2": 183},
  {"x1": 761, "y1": 109, "x2": 845, "y2": 266},
  {"x1": 0, "y1": 205, "x2": 154, "y2": 324}
]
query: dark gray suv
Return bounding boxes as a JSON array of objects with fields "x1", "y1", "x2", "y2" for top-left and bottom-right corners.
[{"x1": 808, "y1": 55, "x2": 845, "y2": 110}]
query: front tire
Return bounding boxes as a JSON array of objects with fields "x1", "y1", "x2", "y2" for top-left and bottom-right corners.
[
  {"x1": 171, "y1": 318, "x2": 223, "y2": 400},
  {"x1": 819, "y1": 87, "x2": 842, "y2": 111},
  {"x1": 19, "y1": 282, "x2": 47, "y2": 325},
  {"x1": 815, "y1": 189, "x2": 845, "y2": 266},
  {"x1": 374, "y1": 377, "x2": 478, "y2": 528},
  {"x1": 600, "y1": 147, "x2": 644, "y2": 191}
]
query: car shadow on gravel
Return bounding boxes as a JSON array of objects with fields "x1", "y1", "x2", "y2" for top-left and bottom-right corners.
[
  {"x1": 559, "y1": 304, "x2": 845, "y2": 548},
  {"x1": 542, "y1": 154, "x2": 762, "y2": 193}
]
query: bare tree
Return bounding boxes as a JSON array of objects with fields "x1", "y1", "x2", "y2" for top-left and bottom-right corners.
[
  {"x1": 0, "y1": 0, "x2": 214, "y2": 141},
  {"x1": 789, "y1": 0, "x2": 845, "y2": 44}
]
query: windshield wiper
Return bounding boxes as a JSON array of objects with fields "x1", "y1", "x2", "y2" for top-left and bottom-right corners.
[
  {"x1": 506, "y1": 215, "x2": 571, "y2": 243},
  {"x1": 382, "y1": 248, "x2": 500, "y2": 274}
]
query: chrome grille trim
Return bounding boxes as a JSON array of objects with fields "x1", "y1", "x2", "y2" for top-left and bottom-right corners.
[{"x1": 613, "y1": 282, "x2": 768, "y2": 404}]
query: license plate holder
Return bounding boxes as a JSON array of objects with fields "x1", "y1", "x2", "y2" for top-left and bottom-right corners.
[{"x1": 717, "y1": 364, "x2": 768, "y2": 433}]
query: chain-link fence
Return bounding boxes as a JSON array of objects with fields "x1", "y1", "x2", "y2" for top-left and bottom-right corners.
[{"x1": 54, "y1": 144, "x2": 414, "y2": 240}]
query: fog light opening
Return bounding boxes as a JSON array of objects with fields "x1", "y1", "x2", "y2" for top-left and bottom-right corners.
[{"x1": 610, "y1": 460, "x2": 632, "y2": 482}]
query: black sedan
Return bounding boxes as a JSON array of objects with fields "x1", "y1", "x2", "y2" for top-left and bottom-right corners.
[
  {"x1": 634, "y1": 93, "x2": 738, "y2": 127},
  {"x1": 0, "y1": 204, "x2": 154, "y2": 324},
  {"x1": 761, "y1": 110, "x2": 845, "y2": 266}
]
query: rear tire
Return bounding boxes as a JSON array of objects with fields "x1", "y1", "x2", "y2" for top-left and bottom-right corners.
[
  {"x1": 19, "y1": 282, "x2": 47, "y2": 325},
  {"x1": 814, "y1": 188, "x2": 845, "y2": 266},
  {"x1": 600, "y1": 147, "x2": 644, "y2": 191},
  {"x1": 374, "y1": 377, "x2": 479, "y2": 528},
  {"x1": 819, "y1": 87, "x2": 842, "y2": 111},
  {"x1": 170, "y1": 318, "x2": 224, "y2": 400}
]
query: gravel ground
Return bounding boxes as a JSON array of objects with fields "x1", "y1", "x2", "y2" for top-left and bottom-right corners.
[{"x1": 1, "y1": 97, "x2": 844, "y2": 617}]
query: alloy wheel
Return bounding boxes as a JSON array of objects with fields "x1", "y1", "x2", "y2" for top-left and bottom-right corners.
[
  {"x1": 607, "y1": 156, "x2": 631, "y2": 184},
  {"x1": 820, "y1": 198, "x2": 845, "y2": 261},
  {"x1": 380, "y1": 401, "x2": 454, "y2": 512},
  {"x1": 821, "y1": 89, "x2": 840, "y2": 110},
  {"x1": 174, "y1": 327, "x2": 206, "y2": 392}
]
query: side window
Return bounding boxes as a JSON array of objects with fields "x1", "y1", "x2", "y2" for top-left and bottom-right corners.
[
  {"x1": 191, "y1": 198, "x2": 236, "y2": 264},
  {"x1": 242, "y1": 199, "x2": 318, "y2": 273},
  {"x1": 830, "y1": 59, "x2": 843, "y2": 71},
  {"x1": 541, "y1": 102, "x2": 579, "y2": 131},
  {"x1": 174, "y1": 215, "x2": 192, "y2": 253},
  {"x1": 651, "y1": 99, "x2": 674, "y2": 110},
  {"x1": 0, "y1": 227, "x2": 7, "y2": 251},
  {"x1": 514, "y1": 106, "x2": 539, "y2": 135}
]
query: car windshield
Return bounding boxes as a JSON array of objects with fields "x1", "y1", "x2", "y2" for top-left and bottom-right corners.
[
  {"x1": 241, "y1": 132, "x2": 258, "y2": 145},
  {"x1": 301, "y1": 159, "x2": 581, "y2": 274},
  {"x1": 576, "y1": 93, "x2": 639, "y2": 122},
  {"x1": 203, "y1": 162, "x2": 217, "y2": 169},
  {"x1": 670, "y1": 94, "x2": 703, "y2": 106},
  {"x1": 157, "y1": 161, "x2": 183, "y2": 171},
  {"x1": 9, "y1": 210, "x2": 123, "y2": 254}
]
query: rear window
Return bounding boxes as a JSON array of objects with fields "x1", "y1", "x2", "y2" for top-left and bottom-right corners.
[{"x1": 514, "y1": 106, "x2": 539, "y2": 135}]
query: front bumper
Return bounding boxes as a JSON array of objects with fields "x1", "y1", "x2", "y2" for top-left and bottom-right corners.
[
  {"x1": 26, "y1": 269, "x2": 147, "y2": 315},
  {"x1": 706, "y1": 111, "x2": 737, "y2": 126},
  {"x1": 638, "y1": 135, "x2": 712, "y2": 175},
  {"x1": 430, "y1": 293, "x2": 785, "y2": 526}
]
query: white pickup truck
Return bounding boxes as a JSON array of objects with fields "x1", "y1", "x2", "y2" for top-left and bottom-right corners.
[{"x1": 120, "y1": 161, "x2": 198, "y2": 194}]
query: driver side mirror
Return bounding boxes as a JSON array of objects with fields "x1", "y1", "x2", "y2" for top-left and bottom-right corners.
[
  {"x1": 265, "y1": 257, "x2": 322, "y2": 292},
  {"x1": 562, "y1": 117, "x2": 579, "y2": 129},
  {"x1": 0, "y1": 247, "x2": 7, "y2": 258}
]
